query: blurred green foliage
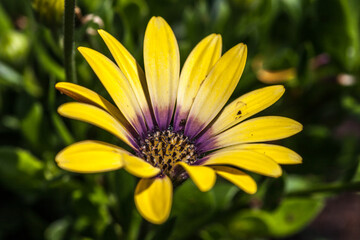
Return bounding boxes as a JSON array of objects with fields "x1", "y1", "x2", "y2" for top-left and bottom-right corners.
[{"x1": 0, "y1": 0, "x2": 360, "y2": 239}]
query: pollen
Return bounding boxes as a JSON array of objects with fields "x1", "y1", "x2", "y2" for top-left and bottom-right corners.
[{"x1": 139, "y1": 130, "x2": 197, "y2": 175}]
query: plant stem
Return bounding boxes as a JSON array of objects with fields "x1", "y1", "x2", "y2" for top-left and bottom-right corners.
[
  {"x1": 64, "y1": 0, "x2": 77, "y2": 83},
  {"x1": 286, "y1": 181, "x2": 360, "y2": 197}
]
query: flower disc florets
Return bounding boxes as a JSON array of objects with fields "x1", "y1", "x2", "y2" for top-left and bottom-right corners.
[{"x1": 138, "y1": 130, "x2": 197, "y2": 177}]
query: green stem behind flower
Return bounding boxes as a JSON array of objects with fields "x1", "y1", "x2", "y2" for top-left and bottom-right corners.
[
  {"x1": 64, "y1": 0, "x2": 77, "y2": 83},
  {"x1": 286, "y1": 181, "x2": 360, "y2": 197}
]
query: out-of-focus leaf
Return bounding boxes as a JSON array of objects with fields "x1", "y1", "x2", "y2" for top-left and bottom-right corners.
[
  {"x1": 314, "y1": 0, "x2": 360, "y2": 71},
  {"x1": 0, "y1": 147, "x2": 44, "y2": 193},
  {"x1": 228, "y1": 197, "x2": 324, "y2": 238},
  {"x1": 32, "y1": 0, "x2": 64, "y2": 27},
  {"x1": 285, "y1": 175, "x2": 322, "y2": 194},
  {"x1": 150, "y1": 217, "x2": 176, "y2": 240},
  {"x1": 281, "y1": 0, "x2": 302, "y2": 23},
  {"x1": 44, "y1": 218, "x2": 70, "y2": 240},
  {"x1": 199, "y1": 223, "x2": 232, "y2": 240},
  {"x1": 106, "y1": 171, "x2": 135, "y2": 232},
  {"x1": 24, "y1": 67, "x2": 43, "y2": 98},
  {"x1": 262, "y1": 175, "x2": 285, "y2": 210},
  {"x1": 0, "y1": 30, "x2": 30, "y2": 64},
  {"x1": 212, "y1": 182, "x2": 239, "y2": 210},
  {"x1": 170, "y1": 181, "x2": 216, "y2": 239},
  {"x1": 2, "y1": 115, "x2": 20, "y2": 130},
  {"x1": 21, "y1": 101, "x2": 43, "y2": 146},
  {"x1": 0, "y1": 4, "x2": 12, "y2": 32},
  {"x1": 342, "y1": 95, "x2": 360, "y2": 116},
  {"x1": 211, "y1": 0, "x2": 230, "y2": 32},
  {"x1": 0, "y1": 61, "x2": 23, "y2": 87},
  {"x1": 70, "y1": 180, "x2": 112, "y2": 237},
  {"x1": 35, "y1": 44, "x2": 65, "y2": 81},
  {"x1": 51, "y1": 112, "x2": 74, "y2": 146}
]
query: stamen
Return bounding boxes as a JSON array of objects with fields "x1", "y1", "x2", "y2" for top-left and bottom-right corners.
[{"x1": 138, "y1": 130, "x2": 197, "y2": 176}]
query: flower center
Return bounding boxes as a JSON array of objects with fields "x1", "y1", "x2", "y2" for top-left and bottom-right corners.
[{"x1": 138, "y1": 130, "x2": 197, "y2": 176}]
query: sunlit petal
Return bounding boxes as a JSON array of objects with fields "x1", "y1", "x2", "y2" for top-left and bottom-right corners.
[
  {"x1": 174, "y1": 34, "x2": 222, "y2": 131},
  {"x1": 176, "y1": 162, "x2": 216, "y2": 192},
  {"x1": 78, "y1": 47, "x2": 147, "y2": 135},
  {"x1": 98, "y1": 30, "x2": 155, "y2": 129},
  {"x1": 124, "y1": 155, "x2": 161, "y2": 178},
  {"x1": 211, "y1": 166, "x2": 257, "y2": 194},
  {"x1": 135, "y1": 175, "x2": 173, "y2": 224},
  {"x1": 223, "y1": 144, "x2": 302, "y2": 164},
  {"x1": 185, "y1": 43, "x2": 247, "y2": 139},
  {"x1": 55, "y1": 140, "x2": 125, "y2": 173},
  {"x1": 202, "y1": 149, "x2": 282, "y2": 178},
  {"x1": 58, "y1": 102, "x2": 138, "y2": 149},
  {"x1": 144, "y1": 16, "x2": 180, "y2": 130},
  {"x1": 55, "y1": 82, "x2": 135, "y2": 134},
  {"x1": 201, "y1": 116, "x2": 302, "y2": 152},
  {"x1": 199, "y1": 85, "x2": 285, "y2": 142}
]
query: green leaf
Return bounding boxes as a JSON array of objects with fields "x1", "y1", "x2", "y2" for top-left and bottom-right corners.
[
  {"x1": 212, "y1": 182, "x2": 239, "y2": 211},
  {"x1": 21, "y1": 101, "x2": 43, "y2": 147},
  {"x1": 0, "y1": 61, "x2": 22, "y2": 87},
  {"x1": 228, "y1": 197, "x2": 324, "y2": 238},
  {"x1": 170, "y1": 181, "x2": 216, "y2": 239},
  {"x1": 0, "y1": 30, "x2": 30, "y2": 64},
  {"x1": 0, "y1": 147, "x2": 44, "y2": 193},
  {"x1": 262, "y1": 175, "x2": 285, "y2": 210},
  {"x1": 314, "y1": 0, "x2": 360, "y2": 71},
  {"x1": 51, "y1": 112, "x2": 74, "y2": 146},
  {"x1": 44, "y1": 218, "x2": 70, "y2": 240}
]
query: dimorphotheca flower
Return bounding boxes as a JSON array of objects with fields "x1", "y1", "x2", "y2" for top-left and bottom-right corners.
[{"x1": 55, "y1": 16, "x2": 302, "y2": 224}]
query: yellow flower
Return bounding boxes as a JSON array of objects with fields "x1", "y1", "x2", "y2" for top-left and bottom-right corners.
[{"x1": 55, "y1": 16, "x2": 302, "y2": 224}]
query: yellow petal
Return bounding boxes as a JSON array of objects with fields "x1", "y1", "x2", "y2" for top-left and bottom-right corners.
[
  {"x1": 227, "y1": 144, "x2": 302, "y2": 164},
  {"x1": 174, "y1": 34, "x2": 222, "y2": 131},
  {"x1": 58, "y1": 102, "x2": 137, "y2": 149},
  {"x1": 205, "y1": 85, "x2": 285, "y2": 137},
  {"x1": 144, "y1": 16, "x2": 180, "y2": 130},
  {"x1": 78, "y1": 47, "x2": 147, "y2": 135},
  {"x1": 211, "y1": 166, "x2": 257, "y2": 194},
  {"x1": 55, "y1": 82, "x2": 135, "y2": 133},
  {"x1": 202, "y1": 150, "x2": 282, "y2": 178},
  {"x1": 203, "y1": 116, "x2": 303, "y2": 152},
  {"x1": 98, "y1": 30, "x2": 155, "y2": 129},
  {"x1": 55, "y1": 140, "x2": 125, "y2": 173},
  {"x1": 176, "y1": 162, "x2": 216, "y2": 192},
  {"x1": 124, "y1": 155, "x2": 161, "y2": 178},
  {"x1": 185, "y1": 43, "x2": 247, "y2": 139},
  {"x1": 135, "y1": 176, "x2": 173, "y2": 224}
]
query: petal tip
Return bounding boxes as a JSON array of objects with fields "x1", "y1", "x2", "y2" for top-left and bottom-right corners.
[
  {"x1": 295, "y1": 121, "x2": 303, "y2": 133},
  {"x1": 77, "y1": 46, "x2": 94, "y2": 56},
  {"x1": 274, "y1": 84, "x2": 285, "y2": 93},
  {"x1": 247, "y1": 186, "x2": 257, "y2": 195},
  {"x1": 149, "y1": 16, "x2": 166, "y2": 26},
  {"x1": 55, "y1": 82, "x2": 64, "y2": 90},
  {"x1": 273, "y1": 166, "x2": 283, "y2": 178},
  {"x1": 57, "y1": 104, "x2": 66, "y2": 115},
  {"x1": 77, "y1": 46, "x2": 85, "y2": 51},
  {"x1": 98, "y1": 29, "x2": 110, "y2": 39},
  {"x1": 292, "y1": 154, "x2": 303, "y2": 164}
]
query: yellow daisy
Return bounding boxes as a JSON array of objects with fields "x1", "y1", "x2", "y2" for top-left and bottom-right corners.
[{"x1": 55, "y1": 16, "x2": 302, "y2": 224}]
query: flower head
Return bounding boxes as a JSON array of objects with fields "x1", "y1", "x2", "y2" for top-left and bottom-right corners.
[{"x1": 55, "y1": 16, "x2": 302, "y2": 224}]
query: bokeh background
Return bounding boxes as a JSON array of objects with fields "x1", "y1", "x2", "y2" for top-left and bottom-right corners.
[{"x1": 1, "y1": 0, "x2": 360, "y2": 239}]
